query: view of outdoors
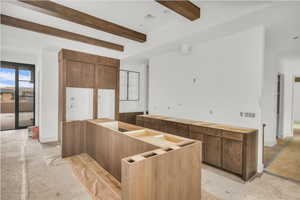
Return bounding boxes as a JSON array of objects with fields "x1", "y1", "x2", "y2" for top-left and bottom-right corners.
[{"x1": 0, "y1": 64, "x2": 34, "y2": 130}]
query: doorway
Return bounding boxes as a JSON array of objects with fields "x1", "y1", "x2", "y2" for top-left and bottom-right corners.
[
  {"x1": 0, "y1": 61, "x2": 35, "y2": 131},
  {"x1": 292, "y1": 77, "x2": 300, "y2": 135},
  {"x1": 264, "y1": 76, "x2": 300, "y2": 183}
]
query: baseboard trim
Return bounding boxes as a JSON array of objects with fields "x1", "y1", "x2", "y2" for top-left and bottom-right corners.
[
  {"x1": 257, "y1": 163, "x2": 264, "y2": 173},
  {"x1": 264, "y1": 139, "x2": 276, "y2": 147},
  {"x1": 39, "y1": 137, "x2": 58, "y2": 143}
]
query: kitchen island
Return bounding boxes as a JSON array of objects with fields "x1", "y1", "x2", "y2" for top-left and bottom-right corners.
[{"x1": 62, "y1": 119, "x2": 202, "y2": 200}]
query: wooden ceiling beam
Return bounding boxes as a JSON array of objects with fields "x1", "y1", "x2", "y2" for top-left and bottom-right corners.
[
  {"x1": 1, "y1": 14, "x2": 124, "y2": 51},
  {"x1": 155, "y1": 0, "x2": 200, "y2": 21},
  {"x1": 17, "y1": 0, "x2": 146, "y2": 42}
]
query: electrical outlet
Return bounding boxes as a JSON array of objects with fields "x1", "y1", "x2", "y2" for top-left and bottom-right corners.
[{"x1": 240, "y1": 112, "x2": 256, "y2": 118}]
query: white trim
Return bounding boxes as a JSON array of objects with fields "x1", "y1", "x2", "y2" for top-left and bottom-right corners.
[
  {"x1": 291, "y1": 73, "x2": 300, "y2": 136},
  {"x1": 39, "y1": 137, "x2": 58, "y2": 143},
  {"x1": 264, "y1": 139, "x2": 277, "y2": 147},
  {"x1": 257, "y1": 163, "x2": 264, "y2": 173}
]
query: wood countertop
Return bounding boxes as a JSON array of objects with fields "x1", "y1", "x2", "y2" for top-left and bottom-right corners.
[{"x1": 139, "y1": 115, "x2": 257, "y2": 134}]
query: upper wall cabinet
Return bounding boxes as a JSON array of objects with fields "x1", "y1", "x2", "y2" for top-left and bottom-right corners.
[
  {"x1": 95, "y1": 65, "x2": 117, "y2": 89},
  {"x1": 66, "y1": 61, "x2": 95, "y2": 88}
]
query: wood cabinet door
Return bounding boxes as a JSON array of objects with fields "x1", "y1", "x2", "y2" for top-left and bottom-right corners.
[
  {"x1": 66, "y1": 61, "x2": 94, "y2": 88},
  {"x1": 81, "y1": 63, "x2": 94, "y2": 88},
  {"x1": 62, "y1": 121, "x2": 83, "y2": 157},
  {"x1": 96, "y1": 65, "x2": 117, "y2": 89},
  {"x1": 204, "y1": 135, "x2": 222, "y2": 167},
  {"x1": 190, "y1": 132, "x2": 205, "y2": 160},
  {"x1": 222, "y1": 138, "x2": 243, "y2": 175},
  {"x1": 94, "y1": 65, "x2": 103, "y2": 88},
  {"x1": 66, "y1": 61, "x2": 81, "y2": 87}
]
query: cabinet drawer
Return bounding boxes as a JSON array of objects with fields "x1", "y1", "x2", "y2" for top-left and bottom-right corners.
[
  {"x1": 143, "y1": 117, "x2": 153, "y2": 122},
  {"x1": 177, "y1": 123, "x2": 189, "y2": 131},
  {"x1": 205, "y1": 128, "x2": 222, "y2": 137},
  {"x1": 190, "y1": 132, "x2": 204, "y2": 141},
  {"x1": 222, "y1": 131, "x2": 243, "y2": 141},
  {"x1": 136, "y1": 116, "x2": 144, "y2": 122},
  {"x1": 190, "y1": 125, "x2": 206, "y2": 133},
  {"x1": 136, "y1": 120, "x2": 144, "y2": 127}
]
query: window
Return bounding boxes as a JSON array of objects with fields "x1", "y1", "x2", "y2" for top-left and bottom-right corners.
[{"x1": 120, "y1": 70, "x2": 140, "y2": 101}]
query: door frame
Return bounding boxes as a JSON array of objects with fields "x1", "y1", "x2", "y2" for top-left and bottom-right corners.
[
  {"x1": 276, "y1": 73, "x2": 284, "y2": 139},
  {"x1": 1, "y1": 61, "x2": 35, "y2": 130},
  {"x1": 291, "y1": 74, "x2": 300, "y2": 137}
]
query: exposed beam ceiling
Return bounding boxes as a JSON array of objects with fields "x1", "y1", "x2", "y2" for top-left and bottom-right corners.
[
  {"x1": 17, "y1": 0, "x2": 146, "y2": 42},
  {"x1": 155, "y1": 0, "x2": 200, "y2": 21},
  {"x1": 0, "y1": 14, "x2": 124, "y2": 51}
]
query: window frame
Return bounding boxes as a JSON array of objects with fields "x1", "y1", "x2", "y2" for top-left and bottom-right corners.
[{"x1": 120, "y1": 69, "x2": 140, "y2": 101}]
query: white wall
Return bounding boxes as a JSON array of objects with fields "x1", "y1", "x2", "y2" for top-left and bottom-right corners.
[
  {"x1": 293, "y1": 82, "x2": 300, "y2": 123},
  {"x1": 149, "y1": 26, "x2": 265, "y2": 171},
  {"x1": 119, "y1": 64, "x2": 147, "y2": 113},
  {"x1": 39, "y1": 49, "x2": 59, "y2": 142}
]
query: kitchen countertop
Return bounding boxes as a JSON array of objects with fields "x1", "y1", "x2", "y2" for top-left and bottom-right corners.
[{"x1": 139, "y1": 115, "x2": 257, "y2": 134}]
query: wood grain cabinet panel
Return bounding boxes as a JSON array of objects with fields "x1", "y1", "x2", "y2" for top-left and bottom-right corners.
[
  {"x1": 100, "y1": 65, "x2": 117, "y2": 89},
  {"x1": 62, "y1": 121, "x2": 84, "y2": 157},
  {"x1": 190, "y1": 131, "x2": 205, "y2": 159},
  {"x1": 66, "y1": 61, "x2": 94, "y2": 88},
  {"x1": 136, "y1": 117, "x2": 144, "y2": 127},
  {"x1": 94, "y1": 65, "x2": 103, "y2": 88},
  {"x1": 176, "y1": 123, "x2": 189, "y2": 138},
  {"x1": 135, "y1": 114, "x2": 258, "y2": 181},
  {"x1": 204, "y1": 135, "x2": 222, "y2": 167},
  {"x1": 222, "y1": 138, "x2": 243, "y2": 175},
  {"x1": 119, "y1": 112, "x2": 143, "y2": 125}
]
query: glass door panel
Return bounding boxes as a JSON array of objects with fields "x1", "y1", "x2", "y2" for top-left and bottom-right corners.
[
  {"x1": 18, "y1": 67, "x2": 35, "y2": 128},
  {"x1": 0, "y1": 66, "x2": 16, "y2": 130}
]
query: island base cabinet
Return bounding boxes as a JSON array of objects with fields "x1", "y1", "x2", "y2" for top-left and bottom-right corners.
[
  {"x1": 204, "y1": 135, "x2": 222, "y2": 168},
  {"x1": 222, "y1": 138, "x2": 243, "y2": 175},
  {"x1": 62, "y1": 121, "x2": 85, "y2": 158}
]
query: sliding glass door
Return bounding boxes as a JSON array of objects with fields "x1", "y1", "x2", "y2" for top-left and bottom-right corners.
[
  {"x1": 0, "y1": 66, "x2": 16, "y2": 130},
  {"x1": 0, "y1": 61, "x2": 35, "y2": 131}
]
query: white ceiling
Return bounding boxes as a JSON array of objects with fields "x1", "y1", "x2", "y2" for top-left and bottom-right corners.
[{"x1": 1, "y1": 1, "x2": 299, "y2": 61}]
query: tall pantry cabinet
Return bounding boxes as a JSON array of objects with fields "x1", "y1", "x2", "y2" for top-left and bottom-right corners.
[{"x1": 58, "y1": 49, "x2": 120, "y2": 157}]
